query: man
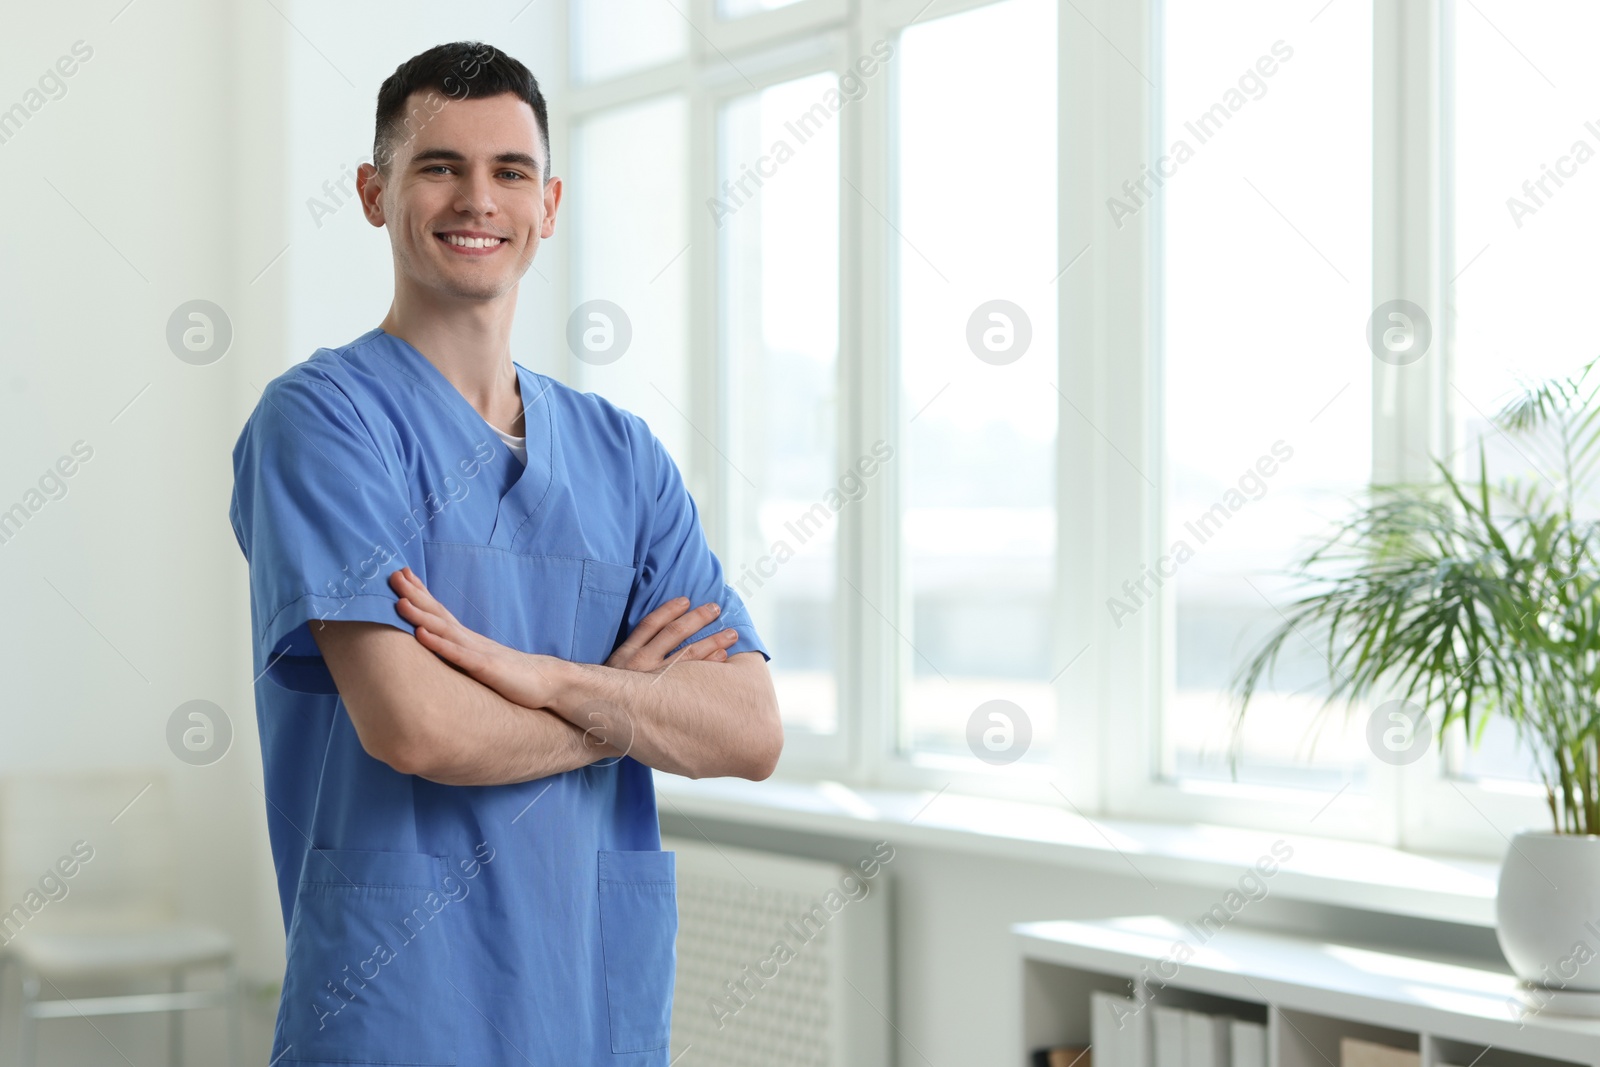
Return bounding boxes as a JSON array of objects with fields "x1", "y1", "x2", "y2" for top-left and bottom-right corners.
[{"x1": 229, "y1": 40, "x2": 781, "y2": 1066}]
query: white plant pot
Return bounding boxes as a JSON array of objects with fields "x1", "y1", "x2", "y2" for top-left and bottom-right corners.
[{"x1": 1495, "y1": 830, "x2": 1600, "y2": 999}]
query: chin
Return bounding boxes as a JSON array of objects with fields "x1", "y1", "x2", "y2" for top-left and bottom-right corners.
[{"x1": 445, "y1": 279, "x2": 515, "y2": 301}]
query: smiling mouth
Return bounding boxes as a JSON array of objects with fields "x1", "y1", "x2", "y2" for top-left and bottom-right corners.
[{"x1": 435, "y1": 233, "x2": 508, "y2": 253}]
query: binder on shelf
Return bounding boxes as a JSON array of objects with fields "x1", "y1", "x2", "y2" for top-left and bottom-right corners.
[
  {"x1": 1090, "y1": 991, "x2": 1150, "y2": 1067},
  {"x1": 1339, "y1": 1037, "x2": 1420, "y2": 1067},
  {"x1": 1151, "y1": 1006, "x2": 1187, "y2": 1067},
  {"x1": 1127, "y1": 997, "x2": 1150, "y2": 1067},
  {"x1": 1184, "y1": 1009, "x2": 1231, "y2": 1067},
  {"x1": 1228, "y1": 1020, "x2": 1266, "y2": 1067}
]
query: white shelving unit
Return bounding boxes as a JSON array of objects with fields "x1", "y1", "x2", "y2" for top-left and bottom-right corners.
[{"x1": 1015, "y1": 916, "x2": 1600, "y2": 1067}]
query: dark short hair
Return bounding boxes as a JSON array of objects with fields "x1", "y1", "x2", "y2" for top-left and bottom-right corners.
[{"x1": 373, "y1": 41, "x2": 550, "y2": 181}]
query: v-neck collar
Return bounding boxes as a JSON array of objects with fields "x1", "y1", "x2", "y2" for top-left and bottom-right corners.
[{"x1": 362, "y1": 326, "x2": 554, "y2": 550}]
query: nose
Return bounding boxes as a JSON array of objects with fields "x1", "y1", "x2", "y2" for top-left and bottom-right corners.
[{"x1": 450, "y1": 168, "x2": 499, "y2": 219}]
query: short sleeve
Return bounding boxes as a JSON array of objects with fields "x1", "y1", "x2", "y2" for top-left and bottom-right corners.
[
  {"x1": 627, "y1": 425, "x2": 770, "y2": 663},
  {"x1": 229, "y1": 376, "x2": 418, "y2": 693}
]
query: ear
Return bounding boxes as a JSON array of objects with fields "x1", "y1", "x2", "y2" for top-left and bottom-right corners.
[
  {"x1": 540, "y1": 176, "x2": 563, "y2": 238},
  {"x1": 357, "y1": 162, "x2": 387, "y2": 227}
]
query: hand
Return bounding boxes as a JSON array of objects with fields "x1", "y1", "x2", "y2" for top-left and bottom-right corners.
[
  {"x1": 390, "y1": 566, "x2": 555, "y2": 711},
  {"x1": 389, "y1": 568, "x2": 738, "y2": 705},
  {"x1": 606, "y1": 596, "x2": 741, "y2": 673}
]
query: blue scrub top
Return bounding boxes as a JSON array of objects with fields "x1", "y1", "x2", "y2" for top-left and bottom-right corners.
[{"x1": 228, "y1": 327, "x2": 769, "y2": 1066}]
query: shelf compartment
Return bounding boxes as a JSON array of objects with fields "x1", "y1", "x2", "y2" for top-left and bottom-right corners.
[
  {"x1": 1274, "y1": 1008, "x2": 1417, "y2": 1067},
  {"x1": 1015, "y1": 915, "x2": 1600, "y2": 1066}
]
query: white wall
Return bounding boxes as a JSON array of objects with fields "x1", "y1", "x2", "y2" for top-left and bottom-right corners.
[
  {"x1": 0, "y1": 1, "x2": 273, "y2": 1060},
  {"x1": 0, "y1": 3, "x2": 564, "y2": 1061}
]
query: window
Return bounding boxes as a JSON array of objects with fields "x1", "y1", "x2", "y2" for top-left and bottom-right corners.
[
  {"x1": 1447, "y1": 0, "x2": 1600, "y2": 421},
  {"x1": 568, "y1": 96, "x2": 692, "y2": 466},
  {"x1": 1443, "y1": 0, "x2": 1600, "y2": 786},
  {"x1": 1156, "y1": 0, "x2": 1373, "y2": 790},
  {"x1": 718, "y1": 0, "x2": 805, "y2": 17},
  {"x1": 894, "y1": 0, "x2": 1059, "y2": 767},
  {"x1": 718, "y1": 72, "x2": 842, "y2": 736},
  {"x1": 553, "y1": 0, "x2": 1574, "y2": 856},
  {"x1": 570, "y1": 0, "x2": 687, "y2": 84}
]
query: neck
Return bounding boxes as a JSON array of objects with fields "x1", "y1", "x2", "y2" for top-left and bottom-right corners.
[{"x1": 379, "y1": 301, "x2": 523, "y2": 435}]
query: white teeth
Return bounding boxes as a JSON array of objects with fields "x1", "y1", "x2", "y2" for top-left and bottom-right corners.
[{"x1": 441, "y1": 234, "x2": 504, "y2": 248}]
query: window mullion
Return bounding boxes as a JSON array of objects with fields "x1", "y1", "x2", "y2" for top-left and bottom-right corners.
[
  {"x1": 1055, "y1": 0, "x2": 1118, "y2": 813},
  {"x1": 1372, "y1": 0, "x2": 1444, "y2": 491},
  {"x1": 1373, "y1": 0, "x2": 1444, "y2": 848},
  {"x1": 1099, "y1": 0, "x2": 1161, "y2": 820},
  {"x1": 856, "y1": 1, "x2": 899, "y2": 785}
]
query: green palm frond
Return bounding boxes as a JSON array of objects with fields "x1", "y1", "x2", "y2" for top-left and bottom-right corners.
[{"x1": 1228, "y1": 357, "x2": 1600, "y2": 834}]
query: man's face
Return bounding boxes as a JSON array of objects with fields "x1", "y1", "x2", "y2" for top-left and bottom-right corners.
[{"x1": 359, "y1": 91, "x2": 560, "y2": 303}]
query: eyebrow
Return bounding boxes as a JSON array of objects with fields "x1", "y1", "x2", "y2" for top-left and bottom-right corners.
[{"x1": 411, "y1": 148, "x2": 542, "y2": 171}]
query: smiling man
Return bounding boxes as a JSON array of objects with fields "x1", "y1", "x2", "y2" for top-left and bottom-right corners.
[{"x1": 228, "y1": 41, "x2": 781, "y2": 1066}]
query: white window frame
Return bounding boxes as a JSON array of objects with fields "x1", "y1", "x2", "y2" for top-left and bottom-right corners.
[
  {"x1": 1100, "y1": 0, "x2": 1396, "y2": 844},
  {"x1": 703, "y1": 32, "x2": 858, "y2": 770},
  {"x1": 547, "y1": 0, "x2": 1540, "y2": 860},
  {"x1": 1098, "y1": 0, "x2": 1546, "y2": 856},
  {"x1": 855, "y1": 0, "x2": 1099, "y2": 809},
  {"x1": 1399, "y1": 0, "x2": 1552, "y2": 854}
]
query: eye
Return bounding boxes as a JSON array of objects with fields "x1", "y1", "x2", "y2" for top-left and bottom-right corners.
[
  {"x1": 423, "y1": 165, "x2": 452, "y2": 175},
  {"x1": 499, "y1": 171, "x2": 528, "y2": 181}
]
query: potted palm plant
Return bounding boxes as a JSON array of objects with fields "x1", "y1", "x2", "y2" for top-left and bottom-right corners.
[{"x1": 1228, "y1": 358, "x2": 1600, "y2": 1010}]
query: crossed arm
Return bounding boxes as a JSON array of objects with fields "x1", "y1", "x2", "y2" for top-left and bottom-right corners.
[{"x1": 311, "y1": 568, "x2": 782, "y2": 786}]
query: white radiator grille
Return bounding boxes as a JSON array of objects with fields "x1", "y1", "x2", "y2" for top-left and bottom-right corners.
[{"x1": 665, "y1": 836, "x2": 890, "y2": 1067}]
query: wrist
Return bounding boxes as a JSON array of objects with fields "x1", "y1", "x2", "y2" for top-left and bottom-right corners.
[
  {"x1": 533, "y1": 654, "x2": 582, "y2": 720},
  {"x1": 555, "y1": 662, "x2": 636, "y2": 761},
  {"x1": 566, "y1": 712, "x2": 618, "y2": 760}
]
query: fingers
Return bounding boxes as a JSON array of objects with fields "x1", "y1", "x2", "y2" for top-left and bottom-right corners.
[
  {"x1": 389, "y1": 567, "x2": 459, "y2": 624},
  {"x1": 414, "y1": 625, "x2": 480, "y2": 673},
  {"x1": 607, "y1": 595, "x2": 739, "y2": 671},
  {"x1": 676, "y1": 628, "x2": 739, "y2": 662},
  {"x1": 640, "y1": 602, "x2": 725, "y2": 659},
  {"x1": 391, "y1": 569, "x2": 487, "y2": 652},
  {"x1": 610, "y1": 596, "x2": 711, "y2": 663},
  {"x1": 394, "y1": 594, "x2": 453, "y2": 637},
  {"x1": 620, "y1": 597, "x2": 695, "y2": 648}
]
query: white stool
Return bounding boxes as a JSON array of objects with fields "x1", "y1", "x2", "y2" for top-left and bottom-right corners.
[{"x1": 0, "y1": 770, "x2": 241, "y2": 1066}]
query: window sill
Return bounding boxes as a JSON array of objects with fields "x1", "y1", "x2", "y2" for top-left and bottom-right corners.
[{"x1": 653, "y1": 774, "x2": 1503, "y2": 928}]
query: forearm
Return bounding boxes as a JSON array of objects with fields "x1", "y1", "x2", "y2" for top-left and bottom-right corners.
[
  {"x1": 411, "y1": 670, "x2": 621, "y2": 786},
  {"x1": 314, "y1": 621, "x2": 621, "y2": 786},
  {"x1": 544, "y1": 655, "x2": 780, "y2": 780},
  {"x1": 412, "y1": 675, "x2": 617, "y2": 783},
  {"x1": 375, "y1": 569, "x2": 778, "y2": 780}
]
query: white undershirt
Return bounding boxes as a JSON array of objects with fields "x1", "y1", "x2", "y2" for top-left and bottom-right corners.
[{"x1": 490, "y1": 421, "x2": 527, "y2": 466}]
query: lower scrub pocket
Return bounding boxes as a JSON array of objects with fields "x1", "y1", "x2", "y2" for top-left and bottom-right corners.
[
  {"x1": 278, "y1": 849, "x2": 458, "y2": 1065},
  {"x1": 596, "y1": 849, "x2": 678, "y2": 1053}
]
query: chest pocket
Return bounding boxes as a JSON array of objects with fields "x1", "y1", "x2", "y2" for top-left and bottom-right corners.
[{"x1": 572, "y1": 558, "x2": 637, "y2": 665}]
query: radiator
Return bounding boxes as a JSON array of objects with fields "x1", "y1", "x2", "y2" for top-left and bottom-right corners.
[{"x1": 664, "y1": 835, "x2": 893, "y2": 1066}]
